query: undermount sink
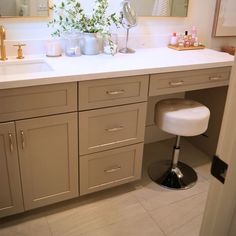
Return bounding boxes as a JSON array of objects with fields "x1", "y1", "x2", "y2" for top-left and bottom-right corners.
[{"x1": 0, "y1": 59, "x2": 53, "y2": 76}]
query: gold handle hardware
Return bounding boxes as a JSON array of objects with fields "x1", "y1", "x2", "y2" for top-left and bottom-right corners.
[
  {"x1": 209, "y1": 76, "x2": 222, "y2": 81},
  {"x1": 169, "y1": 81, "x2": 184, "y2": 87},
  {"x1": 105, "y1": 126, "x2": 124, "y2": 132},
  {"x1": 13, "y1": 44, "x2": 26, "y2": 59},
  {"x1": 8, "y1": 133, "x2": 14, "y2": 152},
  {"x1": 104, "y1": 166, "x2": 121, "y2": 173},
  {"x1": 20, "y1": 130, "x2": 25, "y2": 149},
  {"x1": 106, "y1": 89, "x2": 125, "y2": 95}
]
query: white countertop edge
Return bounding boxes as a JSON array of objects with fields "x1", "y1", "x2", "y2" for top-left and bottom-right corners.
[{"x1": 0, "y1": 48, "x2": 234, "y2": 90}]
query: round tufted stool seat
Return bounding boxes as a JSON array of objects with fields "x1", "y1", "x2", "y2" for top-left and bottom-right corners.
[
  {"x1": 148, "y1": 98, "x2": 210, "y2": 190},
  {"x1": 156, "y1": 99, "x2": 210, "y2": 137}
]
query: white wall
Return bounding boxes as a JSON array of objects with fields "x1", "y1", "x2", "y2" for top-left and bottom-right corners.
[{"x1": 0, "y1": 0, "x2": 235, "y2": 54}]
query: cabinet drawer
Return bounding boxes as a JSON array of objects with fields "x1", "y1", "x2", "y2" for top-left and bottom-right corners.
[
  {"x1": 149, "y1": 67, "x2": 231, "y2": 96},
  {"x1": 79, "y1": 103, "x2": 147, "y2": 155},
  {"x1": 80, "y1": 143, "x2": 143, "y2": 195},
  {"x1": 0, "y1": 82, "x2": 77, "y2": 122},
  {"x1": 78, "y1": 75, "x2": 149, "y2": 110}
]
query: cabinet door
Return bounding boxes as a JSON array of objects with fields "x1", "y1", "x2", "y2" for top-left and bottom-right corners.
[
  {"x1": 0, "y1": 122, "x2": 24, "y2": 218},
  {"x1": 16, "y1": 113, "x2": 78, "y2": 210}
]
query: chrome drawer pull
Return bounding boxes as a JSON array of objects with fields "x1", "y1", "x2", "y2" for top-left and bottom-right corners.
[
  {"x1": 104, "y1": 166, "x2": 121, "y2": 173},
  {"x1": 209, "y1": 76, "x2": 222, "y2": 81},
  {"x1": 106, "y1": 89, "x2": 125, "y2": 95},
  {"x1": 20, "y1": 130, "x2": 25, "y2": 150},
  {"x1": 105, "y1": 126, "x2": 124, "y2": 132},
  {"x1": 169, "y1": 81, "x2": 184, "y2": 87},
  {"x1": 8, "y1": 133, "x2": 14, "y2": 152}
]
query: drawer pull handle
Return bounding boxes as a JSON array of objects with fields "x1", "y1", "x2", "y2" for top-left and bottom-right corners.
[
  {"x1": 20, "y1": 130, "x2": 25, "y2": 150},
  {"x1": 209, "y1": 76, "x2": 222, "y2": 81},
  {"x1": 169, "y1": 81, "x2": 184, "y2": 87},
  {"x1": 106, "y1": 126, "x2": 124, "y2": 132},
  {"x1": 104, "y1": 166, "x2": 121, "y2": 173},
  {"x1": 8, "y1": 133, "x2": 14, "y2": 152},
  {"x1": 106, "y1": 90, "x2": 125, "y2": 95}
]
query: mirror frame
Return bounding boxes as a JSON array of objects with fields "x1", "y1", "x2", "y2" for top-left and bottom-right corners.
[{"x1": 212, "y1": 0, "x2": 236, "y2": 37}]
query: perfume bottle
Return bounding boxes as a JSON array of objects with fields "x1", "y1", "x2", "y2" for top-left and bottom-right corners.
[
  {"x1": 184, "y1": 31, "x2": 190, "y2": 47},
  {"x1": 178, "y1": 34, "x2": 184, "y2": 47},
  {"x1": 191, "y1": 26, "x2": 197, "y2": 46},
  {"x1": 170, "y1": 32, "x2": 178, "y2": 46}
]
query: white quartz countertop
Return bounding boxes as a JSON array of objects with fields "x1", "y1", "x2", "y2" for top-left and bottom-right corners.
[{"x1": 0, "y1": 47, "x2": 234, "y2": 90}]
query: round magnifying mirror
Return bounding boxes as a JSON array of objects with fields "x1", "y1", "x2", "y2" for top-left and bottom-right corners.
[{"x1": 119, "y1": 0, "x2": 137, "y2": 54}]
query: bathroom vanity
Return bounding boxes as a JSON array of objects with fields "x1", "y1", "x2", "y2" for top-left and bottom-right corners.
[{"x1": 0, "y1": 48, "x2": 234, "y2": 218}]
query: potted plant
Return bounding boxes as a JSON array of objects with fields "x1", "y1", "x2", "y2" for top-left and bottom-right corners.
[{"x1": 48, "y1": 0, "x2": 121, "y2": 55}]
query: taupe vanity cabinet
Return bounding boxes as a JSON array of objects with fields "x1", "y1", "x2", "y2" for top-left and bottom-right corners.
[
  {"x1": 0, "y1": 83, "x2": 78, "y2": 217},
  {"x1": 0, "y1": 66, "x2": 232, "y2": 218}
]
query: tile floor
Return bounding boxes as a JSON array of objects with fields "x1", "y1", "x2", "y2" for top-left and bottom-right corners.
[{"x1": 0, "y1": 138, "x2": 212, "y2": 236}]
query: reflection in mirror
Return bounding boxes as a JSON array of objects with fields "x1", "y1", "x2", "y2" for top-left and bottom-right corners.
[
  {"x1": 132, "y1": 0, "x2": 189, "y2": 17},
  {"x1": 0, "y1": 0, "x2": 49, "y2": 17}
]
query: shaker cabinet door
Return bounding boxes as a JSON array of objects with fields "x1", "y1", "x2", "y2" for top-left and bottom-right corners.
[
  {"x1": 0, "y1": 122, "x2": 24, "y2": 218},
  {"x1": 16, "y1": 113, "x2": 79, "y2": 210}
]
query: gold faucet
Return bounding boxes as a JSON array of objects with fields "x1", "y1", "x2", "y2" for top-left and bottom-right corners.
[{"x1": 0, "y1": 25, "x2": 7, "y2": 61}]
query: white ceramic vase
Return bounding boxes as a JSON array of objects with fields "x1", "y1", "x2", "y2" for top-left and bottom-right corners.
[{"x1": 80, "y1": 33, "x2": 100, "y2": 55}]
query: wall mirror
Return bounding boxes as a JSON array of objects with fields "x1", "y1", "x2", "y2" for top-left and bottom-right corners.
[
  {"x1": 0, "y1": 0, "x2": 189, "y2": 19},
  {"x1": 0, "y1": 0, "x2": 49, "y2": 17},
  {"x1": 132, "y1": 0, "x2": 189, "y2": 17}
]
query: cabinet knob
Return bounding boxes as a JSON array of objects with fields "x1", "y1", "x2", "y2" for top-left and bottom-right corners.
[
  {"x1": 106, "y1": 89, "x2": 125, "y2": 95},
  {"x1": 20, "y1": 130, "x2": 25, "y2": 149},
  {"x1": 105, "y1": 126, "x2": 124, "y2": 132},
  {"x1": 209, "y1": 76, "x2": 222, "y2": 81},
  {"x1": 8, "y1": 133, "x2": 14, "y2": 152},
  {"x1": 104, "y1": 166, "x2": 121, "y2": 173},
  {"x1": 13, "y1": 43, "x2": 26, "y2": 59},
  {"x1": 169, "y1": 81, "x2": 184, "y2": 87}
]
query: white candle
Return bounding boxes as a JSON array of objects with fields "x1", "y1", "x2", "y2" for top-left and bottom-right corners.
[{"x1": 46, "y1": 39, "x2": 62, "y2": 57}]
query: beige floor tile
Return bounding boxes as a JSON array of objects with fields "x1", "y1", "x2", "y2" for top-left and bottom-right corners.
[
  {"x1": 169, "y1": 213, "x2": 203, "y2": 236},
  {"x1": 0, "y1": 216, "x2": 52, "y2": 236},
  {"x1": 46, "y1": 189, "x2": 146, "y2": 236},
  {"x1": 149, "y1": 192, "x2": 207, "y2": 235},
  {"x1": 195, "y1": 163, "x2": 212, "y2": 180},
  {"x1": 79, "y1": 212, "x2": 165, "y2": 236},
  {"x1": 130, "y1": 176, "x2": 209, "y2": 212}
]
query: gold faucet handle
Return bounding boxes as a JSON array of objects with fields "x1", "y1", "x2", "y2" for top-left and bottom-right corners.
[{"x1": 13, "y1": 43, "x2": 26, "y2": 59}]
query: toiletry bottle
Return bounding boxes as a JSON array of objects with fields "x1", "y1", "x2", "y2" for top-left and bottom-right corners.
[
  {"x1": 184, "y1": 31, "x2": 190, "y2": 47},
  {"x1": 178, "y1": 34, "x2": 184, "y2": 47},
  {"x1": 194, "y1": 37, "x2": 199, "y2": 47},
  {"x1": 191, "y1": 26, "x2": 197, "y2": 46},
  {"x1": 170, "y1": 32, "x2": 178, "y2": 46}
]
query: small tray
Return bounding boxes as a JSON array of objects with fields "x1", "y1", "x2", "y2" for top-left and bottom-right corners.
[{"x1": 168, "y1": 44, "x2": 205, "y2": 51}]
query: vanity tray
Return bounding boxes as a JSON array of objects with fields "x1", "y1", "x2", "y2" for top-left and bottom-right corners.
[{"x1": 168, "y1": 45, "x2": 205, "y2": 51}]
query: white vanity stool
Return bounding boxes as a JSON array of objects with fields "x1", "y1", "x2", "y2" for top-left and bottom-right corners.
[{"x1": 148, "y1": 98, "x2": 210, "y2": 189}]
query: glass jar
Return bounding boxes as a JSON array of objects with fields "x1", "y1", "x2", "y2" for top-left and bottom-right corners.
[
  {"x1": 103, "y1": 33, "x2": 118, "y2": 55},
  {"x1": 64, "y1": 32, "x2": 81, "y2": 57}
]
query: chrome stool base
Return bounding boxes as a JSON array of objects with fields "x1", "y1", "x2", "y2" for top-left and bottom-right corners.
[{"x1": 148, "y1": 160, "x2": 197, "y2": 190}]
